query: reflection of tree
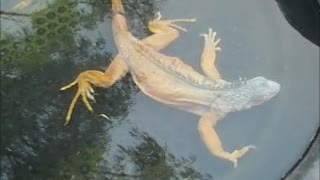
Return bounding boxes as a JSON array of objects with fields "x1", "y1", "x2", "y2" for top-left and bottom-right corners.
[
  {"x1": 77, "y1": 0, "x2": 164, "y2": 35},
  {"x1": 0, "y1": 52, "x2": 136, "y2": 179},
  {"x1": 1, "y1": 0, "x2": 81, "y2": 76},
  {"x1": 0, "y1": 0, "x2": 163, "y2": 76},
  {"x1": 0, "y1": 11, "x2": 30, "y2": 17},
  {"x1": 109, "y1": 129, "x2": 213, "y2": 180},
  {"x1": 1, "y1": 0, "x2": 209, "y2": 179},
  {"x1": 1, "y1": 0, "x2": 139, "y2": 178}
]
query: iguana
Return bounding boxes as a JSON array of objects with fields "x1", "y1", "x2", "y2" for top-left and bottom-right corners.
[{"x1": 60, "y1": 0, "x2": 280, "y2": 167}]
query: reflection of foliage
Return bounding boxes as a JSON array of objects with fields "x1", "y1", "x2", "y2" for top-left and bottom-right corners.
[
  {"x1": 122, "y1": 0, "x2": 160, "y2": 38},
  {"x1": 0, "y1": 0, "x2": 209, "y2": 179},
  {"x1": 77, "y1": 0, "x2": 162, "y2": 33},
  {"x1": 112, "y1": 129, "x2": 213, "y2": 180},
  {"x1": 0, "y1": 0, "x2": 161, "y2": 76},
  {"x1": 77, "y1": 0, "x2": 111, "y2": 29},
  {"x1": 1, "y1": 0, "x2": 148, "y2": 178},
  {"x1": 0, "y1": 52, "x2": 136, "y2": 179},
  {"x1": 31, "y1": 0, "x2": 80, "y2": 31},
  {"x1": 1, "y1": 0, "x2": 80, "y2": 75}
]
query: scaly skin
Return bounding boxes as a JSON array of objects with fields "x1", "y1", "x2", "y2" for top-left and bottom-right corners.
[{"x1": 61, "y1": 0, "x2": 280, "y2": 167}]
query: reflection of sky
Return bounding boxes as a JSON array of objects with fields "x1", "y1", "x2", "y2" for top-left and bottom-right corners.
[
  {"x1": 1, "y1": 0, "x2": 25, "y2": 10},
  {"x1": 0, "y1": 0, "x2": 55, "y2": 34},
  {"x1": 0, "y1": 0, "x2": 56, "y2": 10},
  {"x1": 111, "y1": 0, "x2": 319, "y2": 179}
]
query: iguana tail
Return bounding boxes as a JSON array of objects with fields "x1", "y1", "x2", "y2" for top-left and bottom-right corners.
[
  {"x1": 112, "y1": 0, "x2": 124, "y2": 14},
  {"x1": 111, "y1": 0, "x2": 128, "y2": 31}
]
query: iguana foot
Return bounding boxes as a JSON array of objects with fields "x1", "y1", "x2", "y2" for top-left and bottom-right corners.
[
  {"x1": 200, "y1": 28, "x2": 221, "y2": 51},
  {"x1": 148, "y1": 11, "x2": 196, "y2": 32},
  {"x1": 229, "y1": 145, "x2": 256, "y2": 168},
  {"x1": 60, "y1": 70, "x2": 109, "y2": 125},
  {"x1": 199, "y1": 28, "x2": 223, "y2": 81}
]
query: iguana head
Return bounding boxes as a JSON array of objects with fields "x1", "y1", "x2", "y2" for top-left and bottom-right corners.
[
  {"x1": 212, "y1": 76, "x2": 280, "y2": 113},
  {"x1": 242, "y1": 76, "x2": 280, "y2": 106}
]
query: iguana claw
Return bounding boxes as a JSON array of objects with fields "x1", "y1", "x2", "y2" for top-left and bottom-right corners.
[
  {"x1": 149, "y1": 11, "x2": 196, "y2": 32},
  {"x1": 230, "y1": 145, "x2": 256, "y2": 168},
  {"x1": 60, "y1": 72, "x2": 98, "y2": 125},
  {"x1": 201, "y1": 28, "x2": 221, "y2": 51}
]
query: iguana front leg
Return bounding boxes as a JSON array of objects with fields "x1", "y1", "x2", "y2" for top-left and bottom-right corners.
[
  {"x1": 60, "y1": 12, "x2": 195, "y2": 125},
  {"x1": 197, "y1": 112, "x2": 256, "y2": 167},
  {"x1": 143, "y1": 12, "x2": 196, "y2": 50},
  {"x1": 200, "y1": 28, "x2": 222, "y2": 81}
]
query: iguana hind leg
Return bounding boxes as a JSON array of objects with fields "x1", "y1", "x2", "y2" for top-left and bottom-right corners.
[
  {"x1": 200, "y1": 28, "x2": 222, "y2": 81},
  {"x1": 60, "y1": 61, "x2": 127, "y2": 125},
  {"x1": 197, "y1": 112, "x2": 256, "y2": 167}
]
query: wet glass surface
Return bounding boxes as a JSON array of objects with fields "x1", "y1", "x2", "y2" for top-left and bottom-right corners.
[{"x1": 1, "y1": 0, "x2": 319, "y2": 179}]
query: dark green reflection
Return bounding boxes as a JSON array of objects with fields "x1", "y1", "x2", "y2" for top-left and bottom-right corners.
[
  {"x1": 1, "y1": 0, "x2": 209, "y2": 179},
  {"x1": 112, "y1": 129, "x2": 213, "y2": 180}
]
